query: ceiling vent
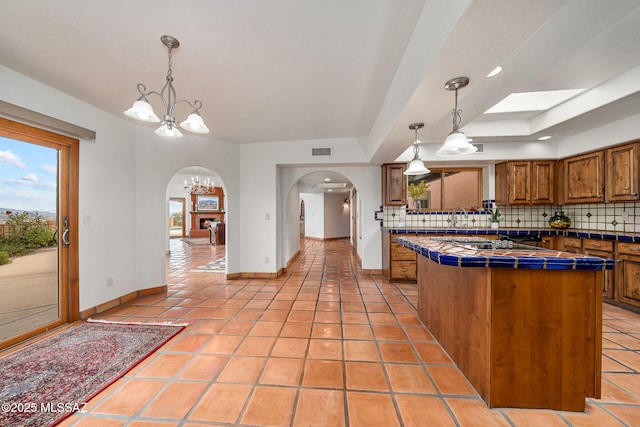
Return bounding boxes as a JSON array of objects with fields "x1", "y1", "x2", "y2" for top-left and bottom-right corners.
[
  {"x1": 312, "y1": 147, "x2": 332, "y2": 156},
  {"x1": 472, "y1": 143, "x2": 484, "y2": 153}
]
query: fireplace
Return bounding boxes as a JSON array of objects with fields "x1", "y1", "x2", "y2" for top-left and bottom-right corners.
[{"x1": 190, "y1": 211, "x2": 225, "y2": 238}]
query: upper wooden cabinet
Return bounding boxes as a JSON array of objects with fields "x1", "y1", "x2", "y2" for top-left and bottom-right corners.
[
  {"x1": 564, "y1": 151, "x2": 605, "y2": 203},
  {"x1": 381, "y1": 163, "x2": 406, "y2": 206},
  {"x1": 606, "y1": 142, "x2": 639, "y2": 202},
  {"x1": 495, "y1": 161, "x2": 554, "y2": 205}
]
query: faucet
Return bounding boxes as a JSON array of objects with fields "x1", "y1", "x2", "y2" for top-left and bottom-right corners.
[{"x1": 450, "y1": 207, "x2": 467, "y2": 228}]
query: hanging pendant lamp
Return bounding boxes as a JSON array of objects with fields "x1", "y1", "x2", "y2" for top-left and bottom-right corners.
[
  {"x1": 404, "y1": 122, "x2": 430, "y2": 176},
  {"x1": 436, "y1": 77, "x2": 477, "y2": 156},
  {"x1": 125, "y1": 35, "x2": 210, "y2": 138}
]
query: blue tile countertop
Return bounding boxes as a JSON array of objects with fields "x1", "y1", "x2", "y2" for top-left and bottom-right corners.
[
  {"x1": 396, "y1": 236, "x2": 614, "y2": 270},
  {"x1": 383, "y1": 227, "x2": 640, "y2": 243}
]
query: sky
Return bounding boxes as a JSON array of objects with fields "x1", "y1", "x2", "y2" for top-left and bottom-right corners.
[{"x1": 0, "y1": 136, "x2": 57, "y2": 214}]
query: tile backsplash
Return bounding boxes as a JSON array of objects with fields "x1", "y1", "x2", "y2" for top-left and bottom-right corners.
[{"x1": 382, "y1": 201, "x2": 640, "y2": 234}]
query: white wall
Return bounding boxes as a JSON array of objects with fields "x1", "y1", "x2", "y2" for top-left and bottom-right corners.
[
  {"x1": 324, "y1": 192, "x2": 351, "y2": 238},
  {"x1": 301, "y1": 193, "x2": 324, "y2": 239},
  {"x1": 0, "y1": 65, "x2": 138, "y2": 311}
]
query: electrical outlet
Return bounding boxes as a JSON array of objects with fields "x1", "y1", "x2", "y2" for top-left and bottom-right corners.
[
  {"x1": 265, "y1": 256, "x2": 269, "y2": 264},
  {"x1": 106, "y1": 277, "x2": 114, "y2": 287},
  {"x1": 622, "y1": 211, "x2": 631, "y2": 221}
]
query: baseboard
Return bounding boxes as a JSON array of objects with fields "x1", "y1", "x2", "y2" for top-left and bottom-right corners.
[
  {"x1": 303, "y1": 236, "x2": 350, "y2": 241},
  {"x1": 79, "y1": 285, "x2": 168, "y2": 319}
]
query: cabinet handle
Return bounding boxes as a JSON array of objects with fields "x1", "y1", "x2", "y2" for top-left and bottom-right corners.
[{"x1": 592, "y1": 243, "x2": 601, "y2": 247}]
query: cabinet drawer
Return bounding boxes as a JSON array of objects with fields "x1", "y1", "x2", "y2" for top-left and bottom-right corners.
[
  {"x1": 391, "y1": 261, "x2": 416, "y2": 279},
  {"x1": 583, "y1": 239, "x2": 613, "y2": 252},
  {"x1": 617, "y1": 242, "x2": 640, "y2": 256},
  {"x1": 561, "y1": 237, "x2": 582, "y2": 249},
  {"x1": 391, "y1": 243, "x2": 417, "y2": 261}
]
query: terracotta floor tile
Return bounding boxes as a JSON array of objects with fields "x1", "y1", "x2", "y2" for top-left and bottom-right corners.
[
  {"x1": 189, "y1": 383, "x2": 252, "y2": 424},
  {"x1": 311, "y1": 322, "x2": 342, "y2": 339},
  {"x1": 236, "y1": 336, "x2": 276, "y2": 356},
  {"x1": 343, "y1": 324, "x2": 374, "y2": 339},
  {"x1": 604, "y1": 372, "x2": 640, "y2": 397},
  {"x1": 218, "y1": 319, "x2": 255, "y2": 335},
  {"x1": 373, "y1": 325, "x2": 407, "y2": 340},
  {"x1": 599, "y1": 377, "x2": 640, "y2": 403},
  {"x1": 404, "y1": 325, "x2": 435, "y2": 342},
  {"x1": 560, "y1": 402, "x2": 629, "y2": 426},
  {"x1": 281, "y1": 321, "x2": 313, "y2": 338},
  {"x1": 190, "y1": 319, "x2": 226, "y2": 334},
  {"x1": 288, "y1": 309, "x2": 315, "y2": 322},
  {"x1": 414, "y1": 342, "x2": 453, "y2": 364},
  {"x1": 342, "y1": 312, "x2": 369, "y2": 324},
  {"x1": 429, "y1": 366, "x2": 477, "y2": 395},
  {"x1": 167, "y1": 333, "x2": 211, "y2": 352},
  {"x1": 201, "y1": 334, "x2": 243, "y2": 354},
  {"x1": 141, "y1": 381, "x2": 206, "y2": 418},
  {"x1": 343, "y1": 340, "x2": 380, "y2": 361},
  {"x1": 445, "y1": 398, "x2": 511, "y2": 426},
  {"x1": 259, "y1": 357, "x2": 304, "y2": 386},
  {"x1": 235, "y1": 308, "x2": 264, "y2": 320},
  {"x1": 302, "y1": 360, "x2": 344, "y2": 388},
  {"x1": 342, "y1": 302, "x2": 366, "y2": 312},
  {"x1": 136, "y1": 354, "x2": 192, "y2": 378},
  {"x1": 271, "y1": 337, "x2": 309, "y2": 358},
  {"x1": 68, "y1": 417, "x2": 127, "y2": 427},
  {"x1": 293, "y1": 389, "x2": 345, "y2": 427},
  {"x1": 368, "y1": 312, "x2": 397, "y2": 324},
  {"x1": 240, "y1": 386, "x2": 297, "y2": 427},
  {"x1": 395, "y1": 395, "x2": 456, "y2": 427},
  {"x1": 386, "y1": 363, "x2": 437, "y2": 393},
  {"x1": 128, "y1": 421, "x2": 179, "y2": 427},
  {"x1": 317, "y1": 301, "x2": 341, "y2": 311},
  {"x1": 248, "y1": 320, "x2": 283, "y2": 336},
  {"x1": 346, "y1": 392, "x2": 400, "y2": 427},
  {"x1": 314, "y1": 311, "x2": 341, "y2": 323},
  {"x1": 600, "y1": 404, "x2": 640, "y2": 426},
  {"x1": 604, "y1": 348, "x2": 640, "y2": 371},
  {"x1": 307, "y1": 338, "x2": 343, "y2": 359},
  {"x1": 378, "y1": 342, "x2": 420, "y2": 363},
  {"x1": 177, "y1": 354, "x2": 228, "y2": 380},
  {"x1": 217, "y1": 356, "x2": 267, "y2": 383},
  {"x1": 503, "y1": 409, "x2": 576, "y2": 426},
  {"x1": 92, "y1": 379, "x2": 165, "y2": 416},
  {"x1": 345, "y1": 361, "x2": 389, "y2": 391}
]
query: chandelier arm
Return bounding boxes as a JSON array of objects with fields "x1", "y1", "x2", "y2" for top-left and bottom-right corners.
[{"x1": 173, "y1": 99, "x2": 204, "y2": 114}]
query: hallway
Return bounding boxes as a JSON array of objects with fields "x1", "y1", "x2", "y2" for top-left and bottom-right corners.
[{"x1": 60, "y1": 238, "x2": 640, "y2": 426}]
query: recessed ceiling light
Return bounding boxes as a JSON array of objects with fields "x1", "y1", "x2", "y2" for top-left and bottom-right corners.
[
  {"x1": 324, "y1": 178, "x2": 331, "y2": 182},
  {"x1": 537, "y1": 135, "x2": 552, "y2": 141},
  {"x1": 486, "y1": 66, "x2": 503, "y2": 78},
  {"x1": 466, "y1": 137, "x2": 473, "y2": 142},
  {"x1": 328, "y1": 189, "x2": 333, "y2": 192}
]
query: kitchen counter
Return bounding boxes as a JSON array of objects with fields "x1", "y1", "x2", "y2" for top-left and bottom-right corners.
[
  {"x1": 408, "y1": 235, "x2": 603, "y2": 411},
  {"x1": 396, "y1": 235, "x2": 614, "y2": 270},
  {"x1": 383, "y1": 227, "x2": 640, "y2": 243}
]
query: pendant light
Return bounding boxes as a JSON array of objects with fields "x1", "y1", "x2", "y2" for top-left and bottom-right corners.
[
  {"x1": 124, "y1": 35, "x2": 210, "y2": 138},
  {"x1": 436, "y1": 77, "x2": 477, "y2": 156},
  {"x1": 404, "y1": 122, "x2": 430, "y2": 176}
]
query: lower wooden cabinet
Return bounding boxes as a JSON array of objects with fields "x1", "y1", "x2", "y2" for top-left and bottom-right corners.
[
  {"x1": 616, "y1": 242, "x2": 640, "y2": 308},
  {"x1": 583, "y1": 239, "x2": 615, "y2": 299},
  {"x1": 382, "y1": 233, "x2": 416, "y2": 281}
]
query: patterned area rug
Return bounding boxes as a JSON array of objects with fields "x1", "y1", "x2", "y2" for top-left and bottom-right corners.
[
  {"x1": 191, "y1": 257, "x2": 226, "y2": 273},
  {"x1": 181, "y1": 237, "x2": 211, "y2": 246},
  {"x1": 0, "y1": 319, "x2": 185, "y2": 427}
]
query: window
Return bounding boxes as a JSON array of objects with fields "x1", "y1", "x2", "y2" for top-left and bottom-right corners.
[{"x1": 407, "y1": 168, "x2": 482, "y2": 211}]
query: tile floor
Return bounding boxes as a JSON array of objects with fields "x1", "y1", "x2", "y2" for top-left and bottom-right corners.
[{"x1": 58, "y1": 238, "x2": 640, "y2": 426}]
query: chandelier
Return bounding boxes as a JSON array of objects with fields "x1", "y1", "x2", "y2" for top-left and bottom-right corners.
[
  {"x1": 124, "y1": 35, "x2": 210, "y2": 138},
  {"x1": 404, "y1": 122, "x2": 430, "y2": 176},
  {"x1": 436, "y1": 77, "x2": 477, "y2": 156},
  {"x1": 184, "y1": 175, "x2": 214, "y2": 194}
]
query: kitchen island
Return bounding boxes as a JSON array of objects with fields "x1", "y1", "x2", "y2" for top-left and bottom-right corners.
[{"x1": 396, "y1": 236, "x2": 613, "y2": 412}]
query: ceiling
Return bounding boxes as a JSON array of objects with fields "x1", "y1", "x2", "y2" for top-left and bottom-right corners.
[{"x1": 2, "y1": 0, "x2": 640, "y2": 192}]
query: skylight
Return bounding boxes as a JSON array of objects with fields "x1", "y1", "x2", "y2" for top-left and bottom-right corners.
[{"x1": 484, "y1": 89, "x2": 584, "y2": 114}]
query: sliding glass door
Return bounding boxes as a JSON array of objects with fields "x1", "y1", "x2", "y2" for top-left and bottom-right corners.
[{"x1": 0, "y1": 118, "x2": 78, "y2": 350}]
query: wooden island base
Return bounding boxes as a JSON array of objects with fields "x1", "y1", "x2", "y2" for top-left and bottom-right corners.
[{"x1": 418, "y1": 256, "x2": 602, "y2": 411}]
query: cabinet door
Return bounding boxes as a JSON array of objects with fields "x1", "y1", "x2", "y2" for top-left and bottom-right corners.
[
  {"x1": 564, "y1": 151, "x2": 604, "y2": 203},
  {"x1": 382, "y1": 163, "x2": 406, "y2": 206},
  {"x1": 582, "y1": 246, "x2": 614, "y2": 299},
  {"x1": 509, "y1": 161, "x2": 531, "y2": 204},
  {"x1": 617, "y1": 254, "x2": 640, "y2": 308},
  {"x1": 531, "y1": 161, "x2": 554, "y2": 204},
  {"x1": 606, "y1": 143, "x2": 639, "y2": 202}
]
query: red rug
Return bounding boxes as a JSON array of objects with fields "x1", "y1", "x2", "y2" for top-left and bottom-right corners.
[{"x1": 0, "y1": 319, "x2": 185, "y2": 427}]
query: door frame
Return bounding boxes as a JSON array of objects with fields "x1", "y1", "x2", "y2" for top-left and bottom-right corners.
[
  {"x1": 169, "y1": 197, "x2": 186, "y2": 238},
  {"x1": 0, "y1": 117, "x2": 79, "y2": 350}
]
